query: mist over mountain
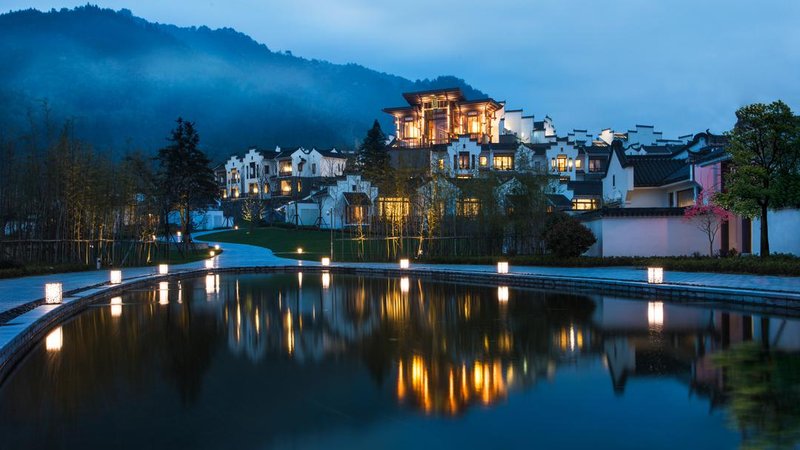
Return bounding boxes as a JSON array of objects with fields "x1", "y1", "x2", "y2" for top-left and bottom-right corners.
[{"x1": 0, "y1": 5, "x2": 485, "y2": 160}]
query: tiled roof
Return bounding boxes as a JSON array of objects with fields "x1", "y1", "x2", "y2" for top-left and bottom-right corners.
[
  {"x1": 567, "y1": 180, "x2": 603, "y2": 196},
  {"x1": 627, "y1": 157, "x2": 689, "y2": 187},
  {"x1": 545, "y1": 194, "x2": 572, "y2": 208},
  {"x1": 343, "y1": 192, "x2": 372, "y2": 206},
  {"x1": 578, "y1": 207, "x2": 687, "y2": 220}
]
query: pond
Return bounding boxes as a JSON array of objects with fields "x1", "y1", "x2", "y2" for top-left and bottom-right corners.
[{"x1": 1, "y1": 272, "x2": 799, "y2": 449}]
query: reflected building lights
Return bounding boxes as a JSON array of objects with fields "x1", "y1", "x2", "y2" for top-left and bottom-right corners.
[
  {"x1": 298, "y1": 272, "x2": 303, "y2": 289},
  {"x1": 45, "y1": 327, "x2": 63, "y2": 352},
  {"x1": 497, "y1": 286, "x2": 509, "y2": 302},
  {"x1": 206, "y1": 274, "x2": 220, "y2": 295}
]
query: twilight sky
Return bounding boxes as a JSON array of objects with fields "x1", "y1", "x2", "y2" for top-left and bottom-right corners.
[{"x1": 5, "y1": 0, "x2": 799, "y2": 138}]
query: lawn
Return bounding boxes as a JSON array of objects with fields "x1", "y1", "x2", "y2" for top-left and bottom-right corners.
[{"x1": 201, "y1": 227, "x2": 336, "y2": 260}]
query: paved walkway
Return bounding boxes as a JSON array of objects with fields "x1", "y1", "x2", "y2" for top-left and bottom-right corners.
[{"x1": 1, "y1": 232, "x2": 799, "y2": 316}]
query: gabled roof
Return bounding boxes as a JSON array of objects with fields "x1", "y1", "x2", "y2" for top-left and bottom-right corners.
[
  {"x1": 343, "y1": 192, "x2": 372, "y2": 206},
  {"x1": 626, "y1": 157, "x2": 689, "y2": 187},
  {"x1": 567, "y1": 180, "x2": 603, "y2": 196},
  {"x1": 545, "y1": 194, "x2": 572, "y2": 209},
  {"x1": 522, "y1": 143, "x2": 552, "y2": 155}
]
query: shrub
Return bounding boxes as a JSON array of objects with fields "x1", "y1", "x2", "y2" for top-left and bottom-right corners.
[{"x1": 542, "y1": 213, "x2": 597, "y2": 257}]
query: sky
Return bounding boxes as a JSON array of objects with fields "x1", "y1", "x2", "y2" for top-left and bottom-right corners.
[{"x1": 4, "y1": 0, "x2": 799, "y2": 138}]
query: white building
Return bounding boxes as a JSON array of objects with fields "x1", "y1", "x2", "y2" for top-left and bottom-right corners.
[{"x1": 284, "y1": 175, "x2": 379, "y2": 229}]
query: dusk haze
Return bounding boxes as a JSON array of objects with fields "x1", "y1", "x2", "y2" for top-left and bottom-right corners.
[{"x1": 0, "y1": 2, "x2": 799, "y2": 449}]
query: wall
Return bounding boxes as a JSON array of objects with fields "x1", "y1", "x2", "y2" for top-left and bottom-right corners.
[
  {"x1": 627, "y1": 188, "x2": 668, "y2": 207},
  {"x1": 585, "y1": 215, "x2": 713, "y2": 257},
  {"x1": 752, "y1": 209, "x2": 800, "y2": 256}
]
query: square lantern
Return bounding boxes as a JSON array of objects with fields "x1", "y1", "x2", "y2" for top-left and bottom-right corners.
[
  {"x1": 45, "y1": 282, "x2": 63, "y2": 304},
  {"x1": 647, "y1": 267, "x2": 664, "y2": 284},
  {"x1": 321, "y1": 257, "x2": 330, "y2": 267},
  {"x1": 497, "y1": 286, "x2": 509, "y2": 302},
  {"x1": 497, "y1": 262, "x2": 509, "y2": 274},
  {"x1": 158, "y1": 264, "x2": 169, "y2": 275},
  {"x1": 399, "y1": 259, "x2": 410, "y2": 269},
  {"x1": 109, "y1": 270, "x2": 122, "y2": 285}
]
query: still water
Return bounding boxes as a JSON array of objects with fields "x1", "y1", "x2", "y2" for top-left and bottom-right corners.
[{"x1": 1, "y1": 273, "x2": 799, "y2": 449}]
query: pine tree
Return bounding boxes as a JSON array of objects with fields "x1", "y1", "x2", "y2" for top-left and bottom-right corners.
[
  {"x1": 356, "y1": 120, "x2": 390, "y2": 182},
  {"x1": 156, "y1": 118, "x2": 218, "y2": 254}
]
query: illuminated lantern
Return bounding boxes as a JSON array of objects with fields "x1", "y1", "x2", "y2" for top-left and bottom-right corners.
[
  {"x1": 321, "y1": 257, "x2": 330, "y2": 266},
  {"x1": 158, "y1": 264, "x2": 169, "y2": 275},
  {"x1": 297, "y1": 247, "x2": 304, "y2": 254},
  {"x1": 209, "y1": 250, "x2": 215, "y2": 257},
  {"x1": 109, "y1": 270, "x2": 122, "y2": 285},
  {"x1": 647, "y1": 267, "x2": 664, "y2": 284},
  {"x1": 399, "y1": 259, "x2": 410, "y2": 269},
  {"x1": 45, "y1": 283, "x2": 62, "y2": 304},
  {"x1": 497, "y1": 262, "x2": 509, "y2": 274}
]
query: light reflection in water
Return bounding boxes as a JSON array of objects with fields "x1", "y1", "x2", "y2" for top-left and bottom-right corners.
[
  {"x1": 110, "y1": 296, "x2": 122, "y2": 317},
  {"x1": 158, "y1": 281, "x2": 169, "y2": 305},
  {"x1": 9, "y1": 273, "x2": 800, "y2": 450},
  {"x1": 45, "y1": 327, "x2": 63, "y2": 352}
]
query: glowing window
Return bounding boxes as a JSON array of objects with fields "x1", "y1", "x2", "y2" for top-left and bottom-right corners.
[
  {"x1": 479, "y1": 155, "x2": 488, "y2": 167},
  {"x1": 378, "y1": 197, "x2": 410, "y2": 220},
  {"x1": 457, "y1": 198, "x2": 480, "y2": 217},
  {"x1": 571, "y1": 198, "x2": 599, "y2": 210},
  {"x1": 493, "y1": 156, "x2": 514, "y2": 171}
]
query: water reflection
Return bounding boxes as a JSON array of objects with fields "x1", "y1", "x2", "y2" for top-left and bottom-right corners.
[{"x1": 0, "y1": 273, "x2": 798, "y2": 449}]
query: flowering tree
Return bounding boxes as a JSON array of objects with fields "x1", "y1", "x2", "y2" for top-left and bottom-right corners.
[{"x1": 684, "y1": 191, "x2": 734, "y2": 256}]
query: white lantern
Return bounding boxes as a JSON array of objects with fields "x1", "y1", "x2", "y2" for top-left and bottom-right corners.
[
  {"x1": 110, "y1": 296, "x2": 122, "y2": 317},
  {"x1": 321, "y1": 257, "x2": 330, "y2": 266},
  {"x1": 400, "y1": 277, "x2": 410, "y2": 293},
  {"x1": 399, "y1": 259, "x2": 410, "y2": 269},
  {"x1": 297, "y1": 247, "x2": 304, "y2": 254},
  {"x1": 647, "y1": 267, "x2": 664, "y2": 284},
  {"x1": 497, "y1": 262, "x2": 509, "y2": 274},
  {"x1": 497, "y1": 286, "x2": 509, "y2": 302},
  {"x1": 109, "y1": 270, "x2": 122, "y2": 285},
  {"x1": 158, "y1": 264, "x2": 169, "y2": 275},
  {"x1": 45, "y1": 282, "x2": 62, "y2": 304},
  {"x1": 214, "y1": 244, "x2": 220, "y2": 250}
]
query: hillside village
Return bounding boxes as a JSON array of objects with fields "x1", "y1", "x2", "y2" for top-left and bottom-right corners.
[{"x1": 215, "y1": 87, "x2": 799, "y2": 258}]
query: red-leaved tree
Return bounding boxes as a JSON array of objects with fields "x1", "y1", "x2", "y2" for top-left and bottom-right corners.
[{"x1": 683, "y1": 191, "x2": 734, "y2": 256}]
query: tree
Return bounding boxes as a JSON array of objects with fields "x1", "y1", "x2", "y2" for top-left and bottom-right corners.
[
  {"x1": 356, "y1": 120, "x2": 390, "y2": 182},
  {"x1": 683, "y1": 191, "x2": 733, "y2": 256},
  {"x1": 156, "y1": 118, "x2": 218, "y2": 254},
  {"x1": 241, "y1": 196, "x2": 265, "y2": 233},
  {"x1": 542, "y1": 213, "x2": 596, "y2": 257},
  {"x1": 717, "y1": 101, "x2": 800, "y2": 257}
]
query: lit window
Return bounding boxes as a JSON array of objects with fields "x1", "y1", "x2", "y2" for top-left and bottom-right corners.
[
  {"x1": 457, "y1": 198, "x2": 480, "y2": 217},
  {"x1": 378, "y1": 197, "x2": 410, "y2": 220},
  {"x1": 572, "y1": 198, "x2": 599, "y2": 210},
  {"x1": 467, "y1": 114, "x2": 480, "y2": 134},
  {"x1": 279, "y1": 161, "x2": 292, "y2": 174},
  {"x1": 589, "y1": 159, "x2": 602, "y2": 172},
  {"x1": 280, "y1": 180, "x2": 292, "y2": 193},
  {"x1": 402, "y1": 117, "x2": 418, "y2": 139},
  {"x1": 438, "y1": 158, "x2": 445, "y2": 170},
  {"x1": 459, "y1": 152, "x2": 470, "y2": 170},
  {"x1": 575, "y1": 158, "x2": 583, "y2": 170},
  {"x1": 479, "y1": 155, "x2": 488, "y2": 167},
  {"x1": 557, "y1": 155, "x2": 567, "y2": 172},
  {"x1": 493, "y1": 156, "x2": 514, "y2": 170}
]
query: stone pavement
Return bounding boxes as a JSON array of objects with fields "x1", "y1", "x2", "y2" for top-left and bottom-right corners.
[{"x1": 1, "y1": 232, "x2": 799, "y2": 317}]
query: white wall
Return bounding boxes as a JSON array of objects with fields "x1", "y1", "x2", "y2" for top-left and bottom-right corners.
[
  {"x1": 752, "y1": 209, "x2": 800, "y2": 256},
  {"x1": 627, "y1": 188, "x2": 668, "y2": 207},
  {"x1": 586, "y1": 216, "x2": 712, "y2": 257}
]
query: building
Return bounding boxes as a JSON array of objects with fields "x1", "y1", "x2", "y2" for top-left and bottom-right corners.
[{"x1": 283, "y1": 174, "x2": 379, "y2": 229}]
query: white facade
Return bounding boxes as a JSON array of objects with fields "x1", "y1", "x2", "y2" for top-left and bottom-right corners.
[
  {"x1": 584, "y1": 215, "x2": 712, "y2": 257},
  {"x1": 284, "y1": 175, "x2": 378, "y2": 230},
  {"x1": 752, "y1": 209, "x2": 800, "y2": 256}
]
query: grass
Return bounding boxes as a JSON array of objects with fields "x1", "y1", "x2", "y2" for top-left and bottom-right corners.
[
  {"x1": 200, "y1": 226, "x2": 800, "y2": 276},
  {"x1": 201, "y1": 227, "x2": 335, "y2": 260}
]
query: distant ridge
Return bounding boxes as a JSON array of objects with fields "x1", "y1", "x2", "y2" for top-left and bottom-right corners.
[{"x1": 0, "y1": 6, "x2": 486, "y2": 159}]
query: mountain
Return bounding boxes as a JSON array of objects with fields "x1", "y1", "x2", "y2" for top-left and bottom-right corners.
[{"x1": 0, "y1": 6, "x2": 486, "y2": 160}]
